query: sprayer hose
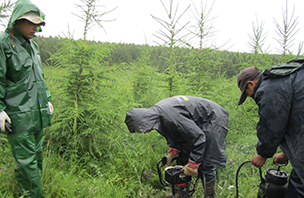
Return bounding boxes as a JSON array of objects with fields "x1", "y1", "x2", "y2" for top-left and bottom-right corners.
[{"x1": 235, "y1": 160, "x2": 252, "y2": 198}]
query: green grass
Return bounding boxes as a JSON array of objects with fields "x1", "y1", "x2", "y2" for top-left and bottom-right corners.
[{"x1": 0, "y1": 127, "x2": 293, "y2": 198}]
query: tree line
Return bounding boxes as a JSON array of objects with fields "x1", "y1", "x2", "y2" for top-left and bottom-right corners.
[{"x1": 34, "y1": 35, "x2": 284, "y2": 79}]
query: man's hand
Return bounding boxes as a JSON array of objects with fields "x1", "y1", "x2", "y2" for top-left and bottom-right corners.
[
  {"x1": 274, "y1": 152, "x2": 288, "y2": 164},
  {"x1": 251, "y1": 154, "x2": 267, "y2": 168},
  {"x1": 0, "y1": 111, "x2": 11, "y2": 132},
  {"x1": 183, "y1": 159, "x2": 201, "y2": 176},
  {"x1": 48, "y1": 102, "x2": 53, "y2": 115},
  {"x1": 165, "y1": 148, "x2": 179, "y2": 167}
]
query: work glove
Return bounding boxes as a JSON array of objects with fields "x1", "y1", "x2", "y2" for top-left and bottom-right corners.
[
  {"x1": 0, "y1": 111, "x2": 11, "y2": 132},
  {"x1": 183, "y1": 159, "x2": 201, "y2": 176},
  {"x1": 48, "y1": 102, "x2": 53, "y2": 115},
  {"x1": 166, "y1": 148, "x2": 180, "y2": 167}
]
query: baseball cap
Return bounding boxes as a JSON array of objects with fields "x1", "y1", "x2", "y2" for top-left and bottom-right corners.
[
  {"x1": 237, "y1": 67, "x2": 262, "y2": 105},
  {"x1": 17, "y1": 11, "x2": 45, "y2": 26}
]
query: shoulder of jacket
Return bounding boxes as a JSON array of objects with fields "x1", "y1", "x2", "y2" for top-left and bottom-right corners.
[
  {"x1": 0, "y1": 32, "x2": 12, "y2": 49},
  {"x1": 264, "y1": 59, "x2": 304, "y2": 78}
]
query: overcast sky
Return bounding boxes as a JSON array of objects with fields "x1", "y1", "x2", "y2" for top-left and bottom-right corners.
[{"x1": 2, "y1": 0, "x2": 304, "y2": 54}]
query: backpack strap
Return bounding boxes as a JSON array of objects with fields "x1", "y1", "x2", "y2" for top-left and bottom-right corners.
[{"x1": 264, "y1": 58, "x2": 304, "y2": 78}]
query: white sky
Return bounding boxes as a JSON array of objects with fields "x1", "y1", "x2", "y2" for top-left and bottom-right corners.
[{"x1": 2, "y1": 0, "x2": 304, "y2": 54}]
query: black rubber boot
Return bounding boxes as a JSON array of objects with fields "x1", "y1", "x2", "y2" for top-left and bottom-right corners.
[{"x1": 203, "y1": 177, "x2": 215, "y2": 198}]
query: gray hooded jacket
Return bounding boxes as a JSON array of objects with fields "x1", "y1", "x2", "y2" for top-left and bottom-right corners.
[{"x1": 125, "y1": 96, "x2": 229, "y2": 168}]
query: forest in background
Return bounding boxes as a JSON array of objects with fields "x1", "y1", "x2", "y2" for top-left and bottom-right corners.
[{"x1": 34, "y1": 35, "x2": 284, "y2": 79}]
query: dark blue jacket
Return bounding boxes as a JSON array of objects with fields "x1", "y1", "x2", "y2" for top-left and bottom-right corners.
[{"x1": 252, "y1": 58, "x2": 304, "y2": 185}]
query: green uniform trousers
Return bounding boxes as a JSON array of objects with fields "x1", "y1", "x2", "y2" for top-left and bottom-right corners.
[{"x1": 8, "y1": 129, "x2": 44, "y2": 198}]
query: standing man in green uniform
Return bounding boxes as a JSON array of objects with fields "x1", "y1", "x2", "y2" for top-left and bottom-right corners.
[{"x1": 0, "y1": 0, "x2": 53, "y2": 197}]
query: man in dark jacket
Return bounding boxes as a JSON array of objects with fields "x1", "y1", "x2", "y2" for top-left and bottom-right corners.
[
  {"x1": 237, "y1": 58, "x2": 304, "y2": 198},
  {"x1": 0, "y1": 0, "x2": 53, "y2": 197},
  {"x1": 125, "y1": 95, "x2": 229, "y2": 198}
]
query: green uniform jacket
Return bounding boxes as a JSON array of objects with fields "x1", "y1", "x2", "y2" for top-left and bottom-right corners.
[{"x1": 0, "y1": 0, "x2": 51, "y2": 133}]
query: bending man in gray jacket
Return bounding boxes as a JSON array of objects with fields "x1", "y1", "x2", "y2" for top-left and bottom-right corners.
[{"x1": 125, "y1": 95, "x2": 229, "y2": 198}]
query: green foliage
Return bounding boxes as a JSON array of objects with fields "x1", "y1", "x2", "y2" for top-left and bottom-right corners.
[
  {"x1": 35, "y1": 36, "x2": 293, "y2": 79},
  {"x1": 128, "y1": 44, "x2": 161, "y2": 107},
  {"x1": 73, "y1": 0, "x2": 117, "y2": 41},
  {"x1": 1, "y1": 33, "x2": 299, "y2": 198},
  {"x1": 1, "y1": 0, "x2": 301, "y2": 196},
  {"x1": 273, "y1": 1, "x2": 302, "y2": 61},
  {"x1": 0, "y1": 137, "x2": 19, "y2": 198},
  {"x1": 151, "y1": 0, "x2": 191, "y2": 97},
  {"x1": 0, "y1": 0, "x2": 14, "y2": 28},
  {"x1": 44, "y1": 39, "x2": 126, "y2": 167},
  {"x1": 33, "y1": 36, "x2": 62, "y2": 66},
  {"x1": 1, "y1": 67, "x2": 294, "y2": 197}
]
